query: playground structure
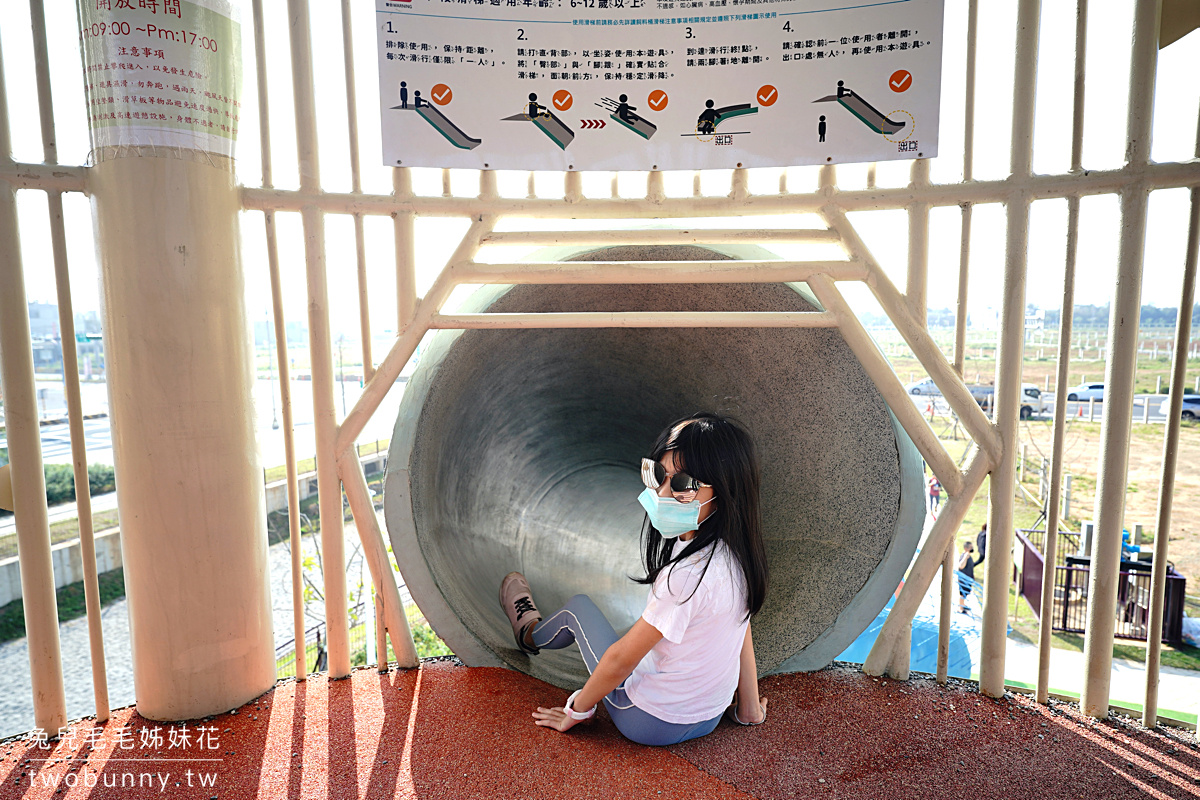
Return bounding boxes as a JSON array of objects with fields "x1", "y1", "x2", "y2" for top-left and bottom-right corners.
[
  {"x1": 383, "y1": 263, "x2": 924, "y2": 687},
  {"x1": 1014, "y1": 527, "x2": 1188, "y2": 645},
  {"x1": 0, "y1": 0, "x2": 1198, "y2": 754}
]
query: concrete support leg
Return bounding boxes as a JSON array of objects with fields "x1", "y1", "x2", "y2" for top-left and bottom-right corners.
[{"x1": 90, "y1": 153, "x2": 275, "y2": 719}]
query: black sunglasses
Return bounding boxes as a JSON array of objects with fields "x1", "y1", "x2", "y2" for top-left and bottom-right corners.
[{"x1": 640, "y1": 458, "x2": 711, "y2": 497}]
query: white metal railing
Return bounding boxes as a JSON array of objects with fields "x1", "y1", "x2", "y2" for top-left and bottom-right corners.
[{"x1": 0, "y1": 0, "x2": 1197, "y2": 738}]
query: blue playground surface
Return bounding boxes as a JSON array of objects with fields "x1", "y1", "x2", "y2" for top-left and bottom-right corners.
[{"x1": 837, "y1": 577, "x2": 984, "y2": 679}]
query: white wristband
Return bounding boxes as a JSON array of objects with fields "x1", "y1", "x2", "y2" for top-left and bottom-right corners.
[
  {"x1": 730, "y1": 703, "x2": 766, "y2": 725},
  {"x1": 563, "y1": 689, "x2": 596, "y2": 721}
]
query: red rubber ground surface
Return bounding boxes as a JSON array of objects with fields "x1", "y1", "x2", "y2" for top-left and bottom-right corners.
[{"x1": 1, "y1": 661, "x2": 1196, "y2": 799}]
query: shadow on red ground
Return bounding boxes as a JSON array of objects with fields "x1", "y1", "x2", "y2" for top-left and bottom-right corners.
[{"x1": 0, "y1": 660, "x2": 1196, "y2": 799}]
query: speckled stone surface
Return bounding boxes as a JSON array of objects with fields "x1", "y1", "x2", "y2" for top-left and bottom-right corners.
[
  {"x1": 2, "y1": 663, "x2": 1195, "y2": 799},
  {"x1": 387, "y1": 245, "x2": 922, "y2": 689}
]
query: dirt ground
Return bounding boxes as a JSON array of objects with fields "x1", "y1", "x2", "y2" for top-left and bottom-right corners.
[
  {"x1": 1014, "y1": 417, "x2": 1200, "y2": 587},
  {"x1": 884, "y1": 335, "x2": 1200, "y2": 591}
]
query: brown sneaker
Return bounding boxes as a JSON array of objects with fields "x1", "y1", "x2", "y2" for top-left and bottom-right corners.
[{"x1": 499, "y1": 572, "x2": 542, "y2": 655}]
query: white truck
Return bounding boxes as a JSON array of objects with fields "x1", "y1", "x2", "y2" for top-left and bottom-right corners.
[{"x1": 969, "y1": 383, "x2": 1046, "y2": 420}]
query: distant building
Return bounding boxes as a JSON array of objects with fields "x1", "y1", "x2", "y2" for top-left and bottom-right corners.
[
  {"x1": 23, "y1": 303, "x2": 104, "y2": 373},
  {"x1": 28, "y1": 302, "x2": 59, "y2": 339},
  {"x1": 253, "y1": 319, "x2": 308, "y2": 347},
  {"x1": 974, "y1": 307, "x2": 1001, "y2": 331},
  {"x1": 74, "y1": 310, "x2": 102, "y2": 337}
]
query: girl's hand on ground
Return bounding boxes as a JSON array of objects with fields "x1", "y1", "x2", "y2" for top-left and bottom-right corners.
[
  {"x1": 729, "y1": 696, "x2": 767, "y2": 725},
  {"x1": 532, "y1": 706, "x2": 583, "y2": 733}
]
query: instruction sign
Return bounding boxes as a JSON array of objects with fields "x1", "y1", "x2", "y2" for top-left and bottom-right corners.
[
  {"x1": 76, "y1": 0, "x2": 242, "y2": 157},
  {"x1": 376, "y1": 0, "x2": 943, "y2": 171}
]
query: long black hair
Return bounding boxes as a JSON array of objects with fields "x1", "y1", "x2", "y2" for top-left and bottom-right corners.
[{"x1": 634, "y1": 412, "x2": 768, "y2": 619}]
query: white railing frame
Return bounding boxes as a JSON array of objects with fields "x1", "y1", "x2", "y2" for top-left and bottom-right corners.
[{"x1": 2, "y1": 0, "x2": 1199, "y2": 733}]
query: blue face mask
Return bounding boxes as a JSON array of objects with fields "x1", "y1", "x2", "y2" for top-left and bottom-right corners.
[{"x1": 637, "y1": 487, "x2": 715, "y2": 538}]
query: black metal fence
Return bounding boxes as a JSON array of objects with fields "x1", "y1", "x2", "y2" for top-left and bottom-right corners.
[
  {"x1": 275, "y1": 601, "x2": 372, "y2": 677},
  {"x1": 1018, "y1": 528, "x2": 1081, "y2": 569},
  {"x1": 1014, "y1": 529, "x2": 1186, "y2": 645}
]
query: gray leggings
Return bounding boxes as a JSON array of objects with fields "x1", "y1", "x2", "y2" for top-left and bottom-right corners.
[{"x1": 530, "y1": 594, "x2": 723, "y2": 746}]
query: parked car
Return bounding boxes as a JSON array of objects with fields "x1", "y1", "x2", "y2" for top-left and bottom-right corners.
[
  {"x1": 1158, "y1": 395, "x2": 1200, "y2": 420},
  {"x1": 1065, "y1": 382, "x2": 1105, "y2": 402},
  {"x1": 907, "y1": 378, "x2": 941, "y2": 396}
]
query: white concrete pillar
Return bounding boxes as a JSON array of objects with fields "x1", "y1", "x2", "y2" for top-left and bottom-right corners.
[{"x1": 90, "y1": 152, "x2": 275, "y2": 720}]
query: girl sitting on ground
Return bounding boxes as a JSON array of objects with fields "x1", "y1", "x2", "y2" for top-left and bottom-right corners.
[{"x1": 499, "y1": 412, "x2": 770, "y2": 746}]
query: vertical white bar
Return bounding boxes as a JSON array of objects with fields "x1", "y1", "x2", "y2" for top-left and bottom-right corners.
[
  {"x1": 252, "y1": 0, "x2": 307, "y2": 682},
  {"x1": 394, "y1": 168, "x2": 417, "y2": 329},
  {"x1": 375, "y1": 585, "x2": 389, "y2": 671},
  {"x1": 954, "y1": 203, "x2": 972, "y2": 375},
  {"x1": 30, "y1": 0, "x2": 110, "y2": 723},
  {"x1": 1081, "y1": 0, "x2": 1162, "y2": 719},
  {"x1": 287, "y1": 0, "x2": 351, "y2": 677},
  {"x1": 953, "y1": 0, "x2": 979, "y2": 375},
  {"x1": 980, "y1": 0, "x2": 1040, "y2": 699},
  {"x1": 340, "y1": 0, "x2": 374, "y2": 381},
  {"x1": 1143, "y1": 108, "x2": 1200, "y2": 728},
  {"x1": 0, "y1": 31, "x2": 67, "y2": 734},
  {"x1": 1037, "y1": 0, "x2": 1088, "y2": 707},
  {"x1": 364, "y1": 581, "x2": 377, "y2": 666},
  {"x1": 907, "y1": 159, "x2": 930, "y2": 326},
  {"x1": 937, "y1": 543, "x2": 952, "y2": 684}
]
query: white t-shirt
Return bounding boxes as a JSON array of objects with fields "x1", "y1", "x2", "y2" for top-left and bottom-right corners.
[{"x1": 624, "y1": 538, "x2": 749, "y2": 724}]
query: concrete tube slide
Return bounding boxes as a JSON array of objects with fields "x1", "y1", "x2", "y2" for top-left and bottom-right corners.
[{"x1": 385, "y1": 245, "x2": 925, "y2": 689}]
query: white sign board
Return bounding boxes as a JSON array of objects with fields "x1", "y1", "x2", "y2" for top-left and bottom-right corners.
[
  {"x1": 77, "y1": 0, "x2": 242, "y2": 157},
  {"x1": 376, "y1": 0, "x2": 943, "y2": 171}
]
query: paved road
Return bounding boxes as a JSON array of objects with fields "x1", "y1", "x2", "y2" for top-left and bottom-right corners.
[
  {"x1": 1005, "y1": 636, "x2": 1200, "y2": 721},
  {"x1": 0, "y1": 491, "x2": 120, "y2": 537}
]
